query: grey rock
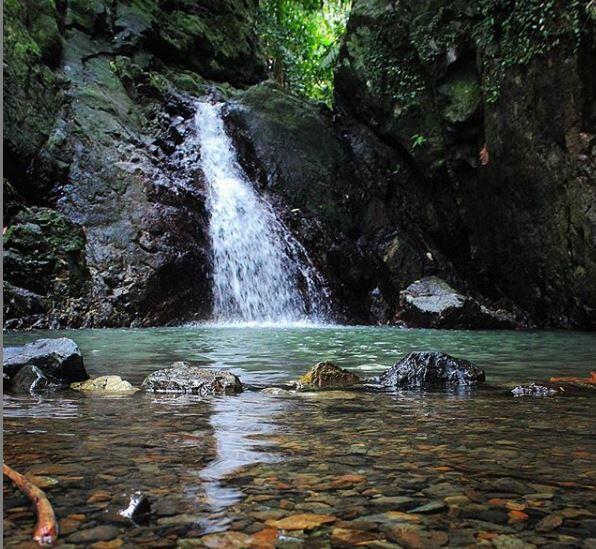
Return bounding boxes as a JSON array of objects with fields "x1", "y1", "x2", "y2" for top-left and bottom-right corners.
[
  {"x1": 142, "y1": 362, "x2": 243, "y2": 395},
  {"x1": 377, "y1": 351, "x2": 485, "y2": 388},
  {"x1": 3, "y1": 338, "x2": 88, "y2": 393},
  {"x1": 399, "y1": 276, "x2": 518, "y2": 329}
]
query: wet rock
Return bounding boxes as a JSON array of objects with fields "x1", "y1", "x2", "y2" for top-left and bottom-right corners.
[
  {"x1": 511, "y1": 384, "x2": 559, "y2": 397},
  {"x1": 261, "y1": 387, "x2": 293, "y2": 396},
  {"x1": 492, "y1": 534, "x2": 536, "y2": 548},
  {"x1": 483, "y1": 478, "x2": 529, "y2": 495},
  {"x1": 119, "y1": 492, "x2": 151, "y2": 526},
  {"x1": 410, "y1": 501, "x2": 446, "y2": 514},
  {"x1": 535, "y1": 514, "x2": 563, "y2": 533},
  {"x1": 10, "y1": 365, "x2": 65, "y2": 394},
  {"x1": 295, "y1": 362, "x2": 361, "y2": 390},
  {"x1": 71, "y1": 376, "x2": 138, "y2": 394},
  {"x1": 512, "y1": 380, "x2": 596, "y2": 397},
  {"x1": 3, "y1": 338, "x2": 88, "y2": 393},
  {"x1": 266, "y1": 513, "x2": 336, "y2": 530},
  {"x1": 141, "y1": 362, "x2": 243, "y2": 395},
  {"x1": 377, "y1": 351, "x2": 485, "y2": 388},
  {"x1": 67, "y1": 525, "x2": 120, "y2": 543},
  {"x1": 398, "y1": 277, "x2": 518, "y2": 329}
]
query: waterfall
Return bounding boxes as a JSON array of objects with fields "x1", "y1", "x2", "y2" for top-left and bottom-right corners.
[{"x1": 195, "y1": 102, "x2": 329, "y2": 324}]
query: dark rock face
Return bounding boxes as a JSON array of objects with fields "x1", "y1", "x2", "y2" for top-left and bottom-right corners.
[
  {"x1": 398, "y1": 277, "x2": 520, "y2": 330},
  {"x1": 296, "y1": 362, "x2": 361, "y2": 390},
  {"x1": 141, "y1": 362, "x2": 243, "y2": 395},
  {"x1": 335, "y1": 1, "x2": 596, "y2": 328},
  {"x1": 4, "y1": 0, "x2": 595, "y2": 330},
  {"x1": 3, "y1": 338, "x2": 89, "y2": 393},
  {"x1": 225, "y1": 83, "x2": 450, "y2": 323},
  {"x1": 3, "y1": 0, "x2": 265, "y2": 329},
  {"x1": 378, "y1": 351, "x2": 485, "y2": 388}
]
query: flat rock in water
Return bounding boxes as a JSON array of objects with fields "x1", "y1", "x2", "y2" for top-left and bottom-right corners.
[
  {"x1": 71, "y1": 376, "x2": 138, "y2": 394},
  {"x1": 377, "y1": 351, "x2": 485, "y2": 388},
  {"x1": 511, "y1": 383, "x2": 559, "y2": 397},
  {"x1": 512, "y1": 380, "x2": 596, "y2": 397},
  {"x1": 141, "y1": 362, "x2": 243, "y2": 395},
  {"x1": 3, "y1": 337, "x2": 88, "y2": 393},
  {"x1": 295, "y1": 362, "x2": 361, "y2": 390}
]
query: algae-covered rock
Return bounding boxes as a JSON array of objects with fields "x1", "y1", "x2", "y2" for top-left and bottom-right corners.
[
  {"x1": 142, "y1": 362, "x2": 243, "y2": 395},
  {"x1": 71, "y1": 376, "x2": 138, "y2": 394},
  {"x1": 295, "y1": 362, "x2": 361, "y2": 390},
  {"x1": 3, "y1": 0, "x2": 62, "y2": 196},
  {"x1": 3, "y1": 207, "x2": 91, "y2": 328}
]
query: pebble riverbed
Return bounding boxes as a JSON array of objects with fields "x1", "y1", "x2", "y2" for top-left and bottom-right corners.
[{"x1": 3, "y1": 326, "x2": 596, "y2": 547}]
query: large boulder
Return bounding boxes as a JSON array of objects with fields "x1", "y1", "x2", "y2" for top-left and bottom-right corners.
[
  {"x1": 3, "y1": 338, "x2": 88, "y2": 393},
  {"x1": 295, "y1": 362, "x2": 361, "y2": 390},
  {"x1": 398, "y1": 277, "x2": 518, "y2": 329},
  {"x1": 142, "y1": 362, "x2": 243, "y2": 395},
  {"x1": 377, "y1": 351, "x2": 485, "y2": 388}
]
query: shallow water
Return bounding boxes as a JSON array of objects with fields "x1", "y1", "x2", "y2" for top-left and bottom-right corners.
[{"x1": 3, "y1": 326, "x2": 596, "y2": 547}]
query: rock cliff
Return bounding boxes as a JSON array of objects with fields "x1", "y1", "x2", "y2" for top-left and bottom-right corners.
[{"x1": 4, "y1": 0, "x2": 595, "y2": 328}]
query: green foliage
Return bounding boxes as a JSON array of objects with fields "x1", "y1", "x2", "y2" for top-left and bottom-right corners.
[
  {"x1": 256, "y1": 0, "x2": 351, "y2": 104},
  {"x1": 472, "y1": 0, "x2": 585, "y2": 102},
  {"x1": 344, "y1": 11, "x2": 425, "y2": 110},
  {"x1": 411, "y1": 134, "x2": 427, "y2": 149},
  {"x1": 346, "y1": 0, "x2": 587, "y2": 110}
]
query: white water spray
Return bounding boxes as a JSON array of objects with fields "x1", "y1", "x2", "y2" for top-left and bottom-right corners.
[{"x1": 195, "y1": 102, "x2": 329, "y2": 324}]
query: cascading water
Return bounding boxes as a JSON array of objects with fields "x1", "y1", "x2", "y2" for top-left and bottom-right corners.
[{"x1": 195, "y1": 102, "x2": 330, "y2": 324}]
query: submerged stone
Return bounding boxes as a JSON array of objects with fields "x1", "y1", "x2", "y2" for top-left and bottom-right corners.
[
  {"x1": 3, "y1": 337, "x2": 88, "y2": 393},
  {"x1": 141, "y1": 362, "x2": 243, "y2": 395},
  {"x1": 295, "y1": 362, "x2": 361, "y2": 390},
  {"x1": 377, "y1": 351, "x2": 485, "y2": 388},
  {"x1": 71, "y1": 376, "x2": 138, "y2": 394}
]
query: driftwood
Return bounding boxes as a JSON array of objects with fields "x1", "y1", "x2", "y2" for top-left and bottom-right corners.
[{"x1": 3, "y1": 463, "x2": 59, "y2": 545}]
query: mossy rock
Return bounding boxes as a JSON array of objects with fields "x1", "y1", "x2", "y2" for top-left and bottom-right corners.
[
  {"x1": 71, "y1": 376, "x2": 138, "y2": 394},
  {"x1": 438, "y1": 67, "x2": 481, "y2": 124},
  {"x1": 3, "y1": 207, "x2": 90, "y2": 297},
  {"x1": 296, "y1": 362, "x2": 361, "y2": 390},
  {"x1": 3, "y1": 0, "x2": 62, "y2": 174}
]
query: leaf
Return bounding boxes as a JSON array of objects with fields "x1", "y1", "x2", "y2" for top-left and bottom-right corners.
[
  {"x1": 549, "y1": 371, "x2": 596, "y2": 384},
  {"x1": 266, "y1": 513, "x2": 336, "y2": 530},
  {"x1": 508, "y1": 510, "x2": 529, "y2": 523},
  {"x1": 249, "y1": 528, "x2": 279, "y2": 548}
]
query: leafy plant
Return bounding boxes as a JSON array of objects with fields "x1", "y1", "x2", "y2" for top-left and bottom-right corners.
[
  {"x1": 411, "y1": 134, "x2": 427, "y2": 149},
  {"x1": 256, "y1": 0, "x2": 351, "y2": 104}
]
